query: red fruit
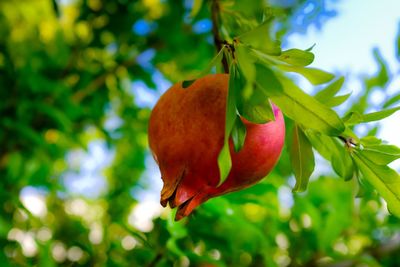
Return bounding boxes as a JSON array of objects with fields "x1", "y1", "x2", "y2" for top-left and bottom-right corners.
[{"x1": 148, "y1": 74, "x2": 285, "y2": 220}]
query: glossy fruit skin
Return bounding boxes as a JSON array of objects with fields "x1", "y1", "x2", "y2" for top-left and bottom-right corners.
[{"x1": 148, "y1": 74, "x2": 285, "y2": 220}]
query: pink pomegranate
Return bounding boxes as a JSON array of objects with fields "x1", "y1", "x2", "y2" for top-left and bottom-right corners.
[{"x1": 148, "y1": 74, "x2": 285, "y2": 220}]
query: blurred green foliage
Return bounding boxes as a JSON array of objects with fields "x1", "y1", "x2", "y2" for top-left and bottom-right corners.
[{"x1": 0, "y1": 0, "x2": 400, "y2": 266}]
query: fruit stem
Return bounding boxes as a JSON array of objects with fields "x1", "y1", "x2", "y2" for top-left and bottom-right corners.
[{"x1": 211, "y1": 0, "x2": 229, "y2": 73}]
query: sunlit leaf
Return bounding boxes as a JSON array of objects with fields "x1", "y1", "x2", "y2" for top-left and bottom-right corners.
[
  {"x1": 237, "y1": 22, "x2": 281, "y2": 55},
  {"x1": 278, "y1": 65, "x2": 335, "y2": 85},
  {"x1": 217, "y1": 142, "x2": 232, "y2": 186},
  {"x1": 235, "y1": 46, "x2": 275, "y2": 123},
  {"x1": 255, "y1": 64, "x2": 344, "y2": 135},
  {"x1": 289, "y1": 125, "x2": 315, "y2": 192},
  {"x1": 305, "y1": 43, "x2": 316, "y2": 51},
  {"x1": 361, "y1": 144, "x2": 400, "y2": 165},
  {"x1": 314, "y1": 77, "x2": 345, "y2": 102},
  {"x1": 363, "y1": 107, "x2": 400, "y2": 122},
  {"x1": 342, "y1": 111, "x2": 363, "y2": 125},
  {"x1": 323, "y1": 93, "x2": 351, "y2": 107},
  {"x1": 277, "y1": 48, "x2": 315, "y2": 66},
  {"x1": 236, "y1": 44, "x2": 256, "y2": 97},
  {"x1": 344, "y1": 107, "x2": 400, "y2": 125},
  {"x1": 330, "y1": 139, "x2": 354, "y2": 181},
  {"x1": 365, "y1": 48, "x2": 389, "y2": 89},
  {"x1": 304, "y1": 130, "x2": 335, "y2": 160},
  {"x1": 352, "y1": 151, "x2": 400, "y2": 217},
  {"x1": 383, "y1": 92, "x2": 400, "y2": 108},
  {"x1": 182, "y1": 47, "x2": 225, "y2": 88},
  {"x1": 360, "y1": 136, "x2": 382, "y2": 146},
  {"x1": 305, "y1": 130, "x2": 354, "y2": 180}
]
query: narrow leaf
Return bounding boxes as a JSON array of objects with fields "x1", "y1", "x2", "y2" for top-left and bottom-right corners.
[
  {"x1": 217, "y1": 63, "x2": 237, "y2": 185},
  {"x1": 236, "y1": 47, "x2": 275, "y2": 123},
  {"x1": 365, "y1": 48, "x2": 389, "y2": 89},
  {"x1": 363, "y1": 106, "x2": 400, "y2": 122},
  {"x1": 324, "y1": 93, "x2": 351, "y2": 107},
  {"x1": 342, "y1": 111, "x2": 363, "y2": 125},
  {"x1": 277, "y1": 49, "x2": 315, "y2": 66},
  {"x1": 352, "y1": 151, "x2": 400, "y2": 217},
  {"x1": 278, "y1": 65, "x2": 335, "y2": 85},
  {"x1": 237, "y1": 22, "x2": 281, "y2": 55},
  {"x1": 314, "y1": 77, "x2": 345, "y2": 102},
  {"x1": 217, "y1": 142, "x2": 232, "y2": 186},
  {"x1": 241, "y1": 101, "x2": 275, "y2": 124},
  {"x1": 360, "y1": 136, "x2": 382, "y2": 146},
  {"x1": 182, "y1": 47, "x2": 224, "y2": 88},
  {"x1": 236, "y1": 44, "x2": 256, "y2": 100},
  {"x1": 305, "y1": 130, "x2": 354, "y2": 180},
  {"x1": 344, "y1": 107, "x2": 400, "y2": 125},
  {"x1": 289, "y1": 125, "x2": 315, "y2": 192},
  {"x1": 331, "y1": 139, "x2": 354, "y2": 181},
  {"x1": 225, "y1": 65, "x2": 238, "y2": 135},
  {"x1": 305, "y1": 43, "x2": 316, "y2": 52},
  {"x1": 304, "y1": 130, "x2": 335, "y2": 160},
  {"x1": 361, "y1": 144, "x2": 400, "y2": 165},
  {"x1": 232, "y1": 116, "x2": 247, "y2": 152},
  {"x1": 255, "y1": 64, "x2": 345, "y2": 135},
  {"x1": 383, "y1": 92, "x2": 400, "y2": 108}
]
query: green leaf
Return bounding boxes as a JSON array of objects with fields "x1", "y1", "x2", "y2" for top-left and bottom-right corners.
[
  {"x1": 363, "y1": 107, "x2": 400, "y2": 122},
  {"x1": 232, "y1": 116, "x2": 247, "y2": 152},
  {"x1": 352, "y1": 151, "x2": 400, "y2": 217},
  {"x1": 255, "y1": 64, "x2": 345, "y2": 135},
  {"x1": 236, "y1": 44, "x2": 256, "y2": 99},
  {"x1": 240, "y1": 102, "x2": 275, "y2": 124},
  {"x1": 289, "y1": 125, "x2": 315, "y2": 192},
  {"x1": 305, "y1": 43, "x2": 316, "y2": 51},
  {"x1": 235, "y1": 46, "x2": 275, "y2": 123},
  {"x1": 314, "y1": 77, "x2": 345, "y2": 102},
  {"x1": 237, "y1": 22, "x2": 281, "y2": 55},
  {"x1": 330, "y1": 139, "x2": 354, "y2": 181},
  {"x1": 217, "y1": 63, "x2": 237, "y2": 185},
  {"x1": 277, "y1": 49, "x2": 315, "y2": 66},
  {"x1": 365, "y1": 48, "x2": 389, "y2": 89},
  {"x1": 360, "y1": 136, "x2": 382, "y2": 146},
  {"x1": 226, "y1": 65, "x2": 238, "y2": 135},
  {"x1": 323, "y1": 93, "x2": 351, "y2": 107},
  {"x1": 190, "y1": 0, "x2": 203, "y2": 18},
  {"x1": 383, "y1": 92, "x2": 400, "y2": 108},
  {"x1": 344, "y1": 107, "x2": 400, "y2": 125},
  {"x1": 278, "y1": 65, "x2": 335, "y2": 85},
  {"x1": 305, "y1": 130, "x2": 354, "y2": 180},
  {"x1": 342, "y1": 111, "x2": 363, "y2": 125},
  {"x1": 304, "y1": 130, "x2": 335, "y2": 160},
  {"x1": 361, "y1": 144, "x2": 400, "y2": 165},
  {"x1": 182, "y1": 47, "x2": 224, "y2": 88},
  {"x1": 218, "y1": 142, "x2": 232, "y2": 186}
]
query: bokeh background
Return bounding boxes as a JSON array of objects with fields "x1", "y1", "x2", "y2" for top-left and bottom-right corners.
[{"x1": 1, "y1": 0, "x2": 400, "y2": 266}]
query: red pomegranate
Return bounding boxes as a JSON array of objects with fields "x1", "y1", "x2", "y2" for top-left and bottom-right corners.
[{"x1": 148, "y1": 74, "x2": 285, "y2": 220}]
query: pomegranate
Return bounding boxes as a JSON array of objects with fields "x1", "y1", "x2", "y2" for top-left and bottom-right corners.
[{"x1": 148, "y1": 74, "x2": 285, "y2": 220}]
